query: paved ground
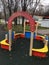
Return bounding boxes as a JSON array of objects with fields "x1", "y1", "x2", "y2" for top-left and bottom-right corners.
[
  {"x1": 0, "y1": 24, "x2": 7, "y2": 41},
  {"x1": 0, "y1": 25, "x2": 49, "y2": 65},
  {"x1": 0, "y1": 38, "x2": 49, "y2": 65},
  {"x1": 38, "y1": 29, "x2": 49, "y2": 35}
]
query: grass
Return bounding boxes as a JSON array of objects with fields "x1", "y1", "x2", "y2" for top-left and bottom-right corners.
[
  {"x1": 38, "y1": 26, "x2": 49, "y2": 29},
  {"x1": 12, "y1": 24, "x2": 24, "y2": 33},
  {"x1": 25, "y1": 25, "x2": 30, "y2": 31},
  {"x1": 4, "y1": 24, "x2": 30, "y2": 32},
  {"x1": 0, "y1": 19, "x2": 1, "y2": 24},
  {"x1": 3, "y1": 24, "x2": 49, "y2": 32}
]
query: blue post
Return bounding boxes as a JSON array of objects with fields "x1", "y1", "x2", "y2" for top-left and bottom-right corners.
[
  {"x1": 12, "y1": 31, "x2": 14, "y2": 40},
  {"x1": 25, "y1": 32, "x2": 31, "y2": 38},
  {"x1": 33, "y1": 32, "x2": 36, "y2": 39},
  {"x1": 45, "y1": 36, "x2": 48, "y2": 40}
]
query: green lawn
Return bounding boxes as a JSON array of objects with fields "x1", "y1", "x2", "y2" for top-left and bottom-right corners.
[
  {"x1": 0, "y1": 19, "x2": 1, "y2": 24},
  {"x1": 38, "y1": 26, "x2": 49, "y2": 29},
  {"x1": 12, "y1": 25, "x2": 23, "y2": 33},
  {"x1": 3, "y1": 24, "x2": 49, "y2": 32},
  {"x1": 4, "y1": 24, "x2": 30, "y2": 32}
]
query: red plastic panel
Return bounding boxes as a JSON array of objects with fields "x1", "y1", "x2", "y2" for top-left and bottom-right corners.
[
  {"x1": 35, "y1": 36, "x2": 43, "y2": 41},
  {"x1": 32, "y1": 51, "x2": 46, "y2": 58},
  {"x1": 6, "y1": 40, "x2": 9, "y2": 43},
  {"x1": 25, "y1": 21, "x2": 30, "y2": 25},
  {"x1": 8, "y1": 11, "x2": 35, "y2": 32},
  {"x1": 20, "y1": 34, "x2": 25, "y2": 38},
  {"x1": 35, "y1": 22, "x2": 37, "y2": 24},
  {"x1": 14, "y1": 35, "x2": 20, "y2": 39},
  {"x1": 1, "y1": 44, "x2": 9, "y2": 50}
]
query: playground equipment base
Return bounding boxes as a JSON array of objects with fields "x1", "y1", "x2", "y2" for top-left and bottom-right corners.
[
  {"x1": 0, "y1": 32, "x2": 48, "y2": 58},
  {"x1": 0, "y1": 39, "x2": 9, "y2": 50},
  {"x1": 32, "y1": 51, "x2": 47, "y2": 58}
]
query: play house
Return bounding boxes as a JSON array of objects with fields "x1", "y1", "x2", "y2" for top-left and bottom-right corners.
[{"x1": 0, "y1": 11, "x2": 48, "y2": 58}]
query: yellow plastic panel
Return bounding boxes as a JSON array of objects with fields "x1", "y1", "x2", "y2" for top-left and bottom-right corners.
[
  {"x1": 32, "y1": 45, "x2": 48, "y2": 53},
  {"x1": 0, "y1": 39, "x2": 9, "y2": 46}
]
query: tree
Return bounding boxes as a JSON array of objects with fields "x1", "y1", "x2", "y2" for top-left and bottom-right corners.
[
  {"x1": 14, "y1": 0, "x2": 18, "y2": 25},
  {"x1": 1, "y1": 0, "x2": 7, "y2": 21},
  {"x1": 1, "y1": 0, "x2": 41, "y2": 24},
  {"x1": 20, "y1": 0, "x2": 40, "y2": 26},
  {"x1": 27, "y1": 0, "x2": 40, "y2": 16},
  {"x1": 21, "y1": 0, "x2": 27, "y2": 26}
]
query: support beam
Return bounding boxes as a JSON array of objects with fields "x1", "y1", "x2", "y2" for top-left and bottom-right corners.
[
  {"x1": 29, "y1": 32, "x2": 34, "y2": 56},
  {"x1": 5, "y1": 34, "x2": 8, "y2": 39},
  {"x1": 9, "y1": 29, "x2": 12, "y2": 51},
  {"x1": 35, "y1": 22, "x2": 39, "y2": 36},
  {"x1": 24, "y1": 21, "x2": 25, "y2": 34}
]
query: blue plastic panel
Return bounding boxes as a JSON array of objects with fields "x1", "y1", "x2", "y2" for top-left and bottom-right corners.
[{"x1": 25, "y1": 32, "x2": 31, "y2": 38}]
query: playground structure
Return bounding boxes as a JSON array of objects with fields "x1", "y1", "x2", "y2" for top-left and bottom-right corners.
[{"x1": 0, "y1": 11, "x2": 48, "y2": 58}]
